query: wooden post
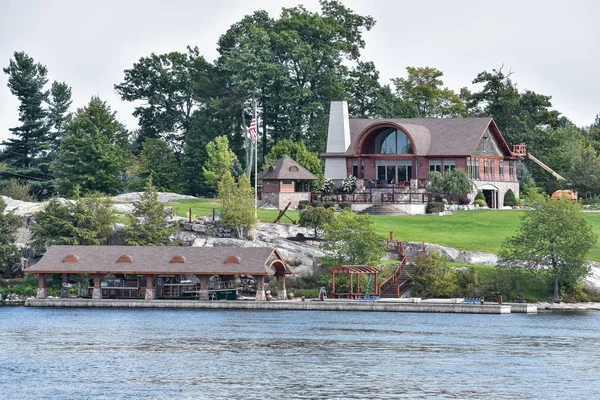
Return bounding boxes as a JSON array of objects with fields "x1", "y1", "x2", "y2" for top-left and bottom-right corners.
[
  {"x1": 277, "y1": 274, "x2": 287, "y2": 300},
  {"x1": 60, "y1": 274, "x2": 70, "y2": 298},
  {"x1": 145, "y1": 275, "x2": 156, "y2": 300},
  {"x1": 36, "y1": 273, "x2": 49, "y2": 299},
  {"x1": 196, "y1": 275, "x2": 209, "y2": 300},
  {"x1": 92, "y1": 274, "x2": 103, "y2": 299},
  {"x1": 349, "y1": 273, "x2": 353, "y2": 298},
  {"x1": 254, "y1": 275, "x2": 266, "y2": 301}
]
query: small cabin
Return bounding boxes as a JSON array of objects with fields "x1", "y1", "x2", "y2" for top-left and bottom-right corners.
[{"x1": 258, "y1": 156, "x2": 317, "y2": 209}]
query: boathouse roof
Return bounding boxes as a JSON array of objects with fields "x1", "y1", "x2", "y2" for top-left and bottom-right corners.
[{"x1": 25, "y1": 245, "x2": 291, "y2": 276}]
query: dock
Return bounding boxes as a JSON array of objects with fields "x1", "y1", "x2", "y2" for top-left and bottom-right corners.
[{"x1": 25, "y1": 298, "x2": 536, "y2": 314}]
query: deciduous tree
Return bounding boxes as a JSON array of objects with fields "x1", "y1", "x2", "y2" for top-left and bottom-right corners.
[
  {"x1": 322, "y1": 210, "x2": 383, "y2": 265},
  {"x1": 218, "y1": 171, "x2": 257, "y2": 238},
  {"x1": 500, "y1": 194, "x2": 598, "y2": 302},
  {"x1": 203, "y1": 136, "x2": 238, "y2": 190},
  {"x1": 299, "y1": 206, "x2": 334, "y2": 238},
  {"x1": 130, "y1": 138, "x2": 182, "y2": 192}
]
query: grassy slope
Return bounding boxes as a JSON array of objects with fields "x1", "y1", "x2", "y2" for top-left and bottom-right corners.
[{"x1": 167, "y1": 199, "x2": 600, "y2": 261}]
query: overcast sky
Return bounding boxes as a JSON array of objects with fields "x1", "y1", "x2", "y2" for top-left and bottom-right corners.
[{"x1": 1, "y1": 0, "x2": 599, "y2": 143}]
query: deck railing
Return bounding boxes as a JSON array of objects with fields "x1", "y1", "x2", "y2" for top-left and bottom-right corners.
[{"x1": 319, "y1": 191, "x2": 431, "y2": 204}]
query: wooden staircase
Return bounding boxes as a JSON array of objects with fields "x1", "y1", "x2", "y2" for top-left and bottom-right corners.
[{"x1": 379, "y1": 242, "x2": 425, "y2": 298}]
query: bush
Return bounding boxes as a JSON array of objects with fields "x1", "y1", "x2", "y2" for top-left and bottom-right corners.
[
  {"x1": 426, "y1": 202, "x2": 445, "y2": 214},
  {"x1": 297, "y1": 203, "x2": 307, "y2": 210},
  {"x1": 458, "y1": 196, "x2": 471, "y2": 205},
  {"x1": 0, "y1": 179, "x2": 35, "y2": 201},
  {"x1": 504, "y1": 189, "x2": 517, "y2": 206},
  {"x1": 321, "y1": 178, "x2": 333, "y2": 195},
  {"x1": 310, "y1": 200, "x2": 323, "y2": 208},
  {"x1": 342, "y1": 175, "x2": 357, "y2": 193},
  {"x1": 475, "y1": 190, "x2": 485, "y2": 201},
  {"x1": 323, "y1": 201, "x2": 335, "y2": 209},
  {"x1": 339, "y1": 202, "x2": 352, "y2": 210},
  {"x1": 474, "y1": 199, "x2": 487, "y2": 207},
  {"x1": 298, "y1": 200, "x2": 309, "y2": 206}
]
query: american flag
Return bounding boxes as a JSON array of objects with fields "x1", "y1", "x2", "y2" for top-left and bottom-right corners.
[{"x1": 248, "y1": 114, "x2": 257, "y2": 142}]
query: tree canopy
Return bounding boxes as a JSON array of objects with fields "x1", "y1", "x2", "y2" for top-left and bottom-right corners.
[{"x1": 500, "y1": 194, "x2": 598, "y2": 302}]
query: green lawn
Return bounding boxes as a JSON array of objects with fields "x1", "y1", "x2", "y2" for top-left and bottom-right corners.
[{"x1": 167, "y1": 199, "x2": 600, "y2": 261}]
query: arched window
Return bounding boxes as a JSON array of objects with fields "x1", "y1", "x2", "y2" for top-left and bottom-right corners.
[
  {"x1": 63, "y1": 254, "x2": 79, "y2": 263},
  {"x1": 117, "y1": 255, "x2": 132, "y2": 263},
  {"x1": 225, "y1": 256, "x2": 241, "y2": 264},
  {"x1": 373, "y1": 128, "x2": 413, "y2": 154},
  {"x1": 169, "y1": 256, "x2": 185, "y2": 264}
]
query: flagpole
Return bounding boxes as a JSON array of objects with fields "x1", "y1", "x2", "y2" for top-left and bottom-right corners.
[{"x1": 254, "y1": 101, "x2": 258, "y2": 219}]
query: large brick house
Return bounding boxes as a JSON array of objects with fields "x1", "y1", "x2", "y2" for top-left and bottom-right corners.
[{"x1": 321, "y1": 101, "x2": 520, "y2": 208}]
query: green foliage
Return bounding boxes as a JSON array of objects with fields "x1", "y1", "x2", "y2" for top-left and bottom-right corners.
[
  {"x1": 125, "y1": 178, "x2": 178, "y2": 246},
  {"x1": 0, "y1": 198, "x2": 21, "y2": 275},
  {"x1": 322, "y1": 210, "x2": 383, "y2": 265},
  {"x1": 264, "y1": 140, "x2": 323, "y2": 180},
  {"x1": 299, "y1": 206, "x2": 334, "y2": 238},
  {"x1": 1, "y1": 52, "x2": 50, "y2": 169},
  {"x1": 474, "y1": 199, "x2": 487, "y2": 207},
  {"x1": 218, "y1": 171, "x2": 257, "y2": 238},
  {"x1": 500, "y1": 194, "x2": 598, "y2": 301},
  {"x1": 53, "y1": 97, "x2": 131, "y2": 196},
  {"x1": 428, "y1": 170, "x2": 473, "y2": 203},
  {"x1": 342, "y1": 175, "x2": 357, "y2": 193},
  {"x1": 426, "y1": 202, "x2": 445, "y2": 214},
  {"x1": 115, "y1": 47, "x2": 216, "y2": 151},
  {"x1": 504, "y1": 189, "x2": 517, "y2": 207},
  {"x1": 31, "y1": 193, "x2": 116, "y2": 253},
  {"x1": 0, "y1": 178, "x2": 34, "y2": 201},
  {"x1": 47, "y1": 81, "x2": 73, "y2": 154},
  {"x1": 392, "y1": 66, "x2": 466, "y2": 117},
  {"x1": 475, "y1": 190, "x2": 485, "y2": 201},
  {"x1": 203, "y1": 136, "x2": 238, "y2": 191},
  {"x1": 129, "y1": 138, "x2": 182, "y2": 192},
  {"x1": 409, "y1": 252, "x2": 478, "y2": 298}
]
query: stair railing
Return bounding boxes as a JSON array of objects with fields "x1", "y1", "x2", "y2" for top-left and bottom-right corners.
[{"x1": 378, "y1": 242, "x2": 407, "y2": 295}]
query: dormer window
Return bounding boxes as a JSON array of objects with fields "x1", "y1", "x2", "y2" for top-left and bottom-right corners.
[
  {"x1": 169, "y1": 256, "x2": 185, "y2": 264},
  {"x1": 62, "y1": 254, "x2": 79, "y2": 263},
  {"x1": 225, "y1": 256, "x2": 241, "y2": 264},
  {"x1": 289, "y1": 166, "x2": 299, "y2": 172},
  {"x1": 117, "y1": 255, "x2": 132, "y2": 263}
]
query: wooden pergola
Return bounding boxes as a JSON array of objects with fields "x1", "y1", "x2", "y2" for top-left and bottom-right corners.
[{"x1": 330, "y1": 265, "x2": 380, "y2": 299}]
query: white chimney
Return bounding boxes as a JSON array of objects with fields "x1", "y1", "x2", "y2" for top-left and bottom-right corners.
[{"x1": 324, "y1": 101, "x2": 351, "y2": 180}]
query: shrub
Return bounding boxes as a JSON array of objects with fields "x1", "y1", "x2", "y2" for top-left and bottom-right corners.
[
  {"x1": 323, "y1": 201, "x2": 335, "y2": 209},
  {"x1": 0, "y1": 179, "x2": 35, "y2": 201},
  {"x1": 474, "y1": 199, "x2": 487, "y2": 207},
  {"x1": 504, "y1": 189, "x2": 517, "y2": 207},
  {"x1": 458, "y1": 196, "x2": 471, "y2": 205},
  {"x1": 297, "y1": 203, "x2": 307, "y2": 210},
  {"x1": 475, "y1": 190, "x2": 485, "y2": 201},
  {"x1": 426, "y1": 202, "x2": 445, "y2": 214},
  {"x1": 342, "y1": 175, "x2": 357, "y2": 193},
  {"x1": 298, "y1": 200, "x2": 309, "y2": 206},
  {"x1": 339, "y1": 202, "x2": 352, "y2": 210},
  {"x1": 321, "y1": 178, "x2": 333, "y2": 195},
  {"x1": 310, "y1": 200, "x2": 323, "y2": 208}
]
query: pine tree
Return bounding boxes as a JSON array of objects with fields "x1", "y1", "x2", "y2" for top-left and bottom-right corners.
[
  {"x1": 2, "y1": 52, "x2": 50, "y2": 168},
  {"x1": 130, "y1": 138, "x2": 181, "y2": 192},
  {"x1": 53, "y1": 97, "x2": 131, "y2": 196},
  {"x1": 47, "y1": 81, "x2": 72, "y2": 155},
  {"x1": 125, "y1": 178, "x2": 178, "y2": 245}
]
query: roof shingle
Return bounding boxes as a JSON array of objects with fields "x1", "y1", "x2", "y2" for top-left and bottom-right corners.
[{"x1": 257, "y1": 156, "x2": 317, "y2": 181}]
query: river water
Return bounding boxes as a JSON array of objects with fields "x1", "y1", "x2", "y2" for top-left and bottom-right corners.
[{"x1": 1, "y1": 307, "x2": 599, "y2": 399}]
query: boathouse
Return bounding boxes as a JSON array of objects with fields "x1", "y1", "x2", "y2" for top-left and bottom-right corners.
[
  {"x1": 25, "y1": 246, "x2": 292, "y2": 301},
  {"x1": 321, "y1": 101, "x2": 520, "y2": 208}
]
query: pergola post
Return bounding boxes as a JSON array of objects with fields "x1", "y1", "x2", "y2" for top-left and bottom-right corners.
[
  {"x1": 92, "y1": 274, "x2": 103, "y2": 299},
  {"x1": 36, "y1": 273, "x2": 49, "y2": 299},
  {"x1": 145, "y1": 275, "x2": 156, "y2": 300},
  {"x1": 196, "y1": 275, "x2": 209, "y2": 300},
  {"x1": 276, "y1": 273, "x2": 287, "y2": 300},
  {"x1": 60, "y1": 274, "x2": 70, "y2": 298},
  {"x1": 254, "y1": 275, "x2": 266, "y2": 301},
  {"x1": 349, "y1": 273, "x2": 353, "y2": 299}
]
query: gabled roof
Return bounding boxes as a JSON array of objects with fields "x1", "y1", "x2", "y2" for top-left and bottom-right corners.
[
  {"x1": 338, "y1": 117, "x2": 510, "y2": 157},
  {"x1": 257, "y1": 156, "x2": 317, "y2": 181},
  {"x1": 25, "y1": 246, "x2": 291, "y2": 276}
]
